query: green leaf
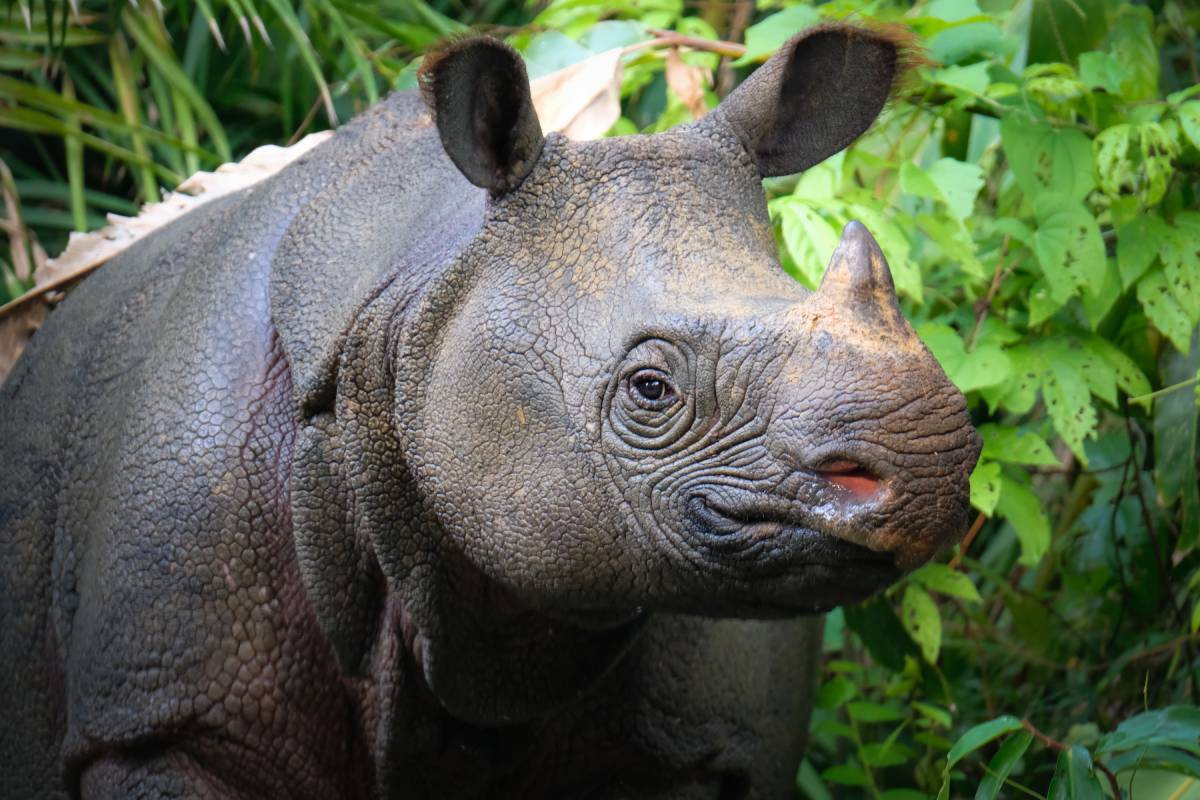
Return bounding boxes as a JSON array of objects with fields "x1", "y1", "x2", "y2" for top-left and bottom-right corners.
[
  {"x1": 1042, "y1": 355, "x2": 1098, "y2": 462},
  {"x1": 817, "y1": 676, "x2": 857, "y2": 709},
  {"x1": 1047, "y1": 746, "x2": 1106, "y2": 799},
  {"x1": 928, "y1": 158, "x2": 985, "y2": 220},
  {"x1": 910, "y1": 563, "x2": 982, "y2": 602},
  {"x1": 946, "y1": 717, "x2": 1025, "y2": 768},
  {"x1": 900, "y1": 584, "x2": 941, "y2": 663},
  {"x1": 916, "y1": 323, "x2": 1010, "y2": 392},
  {"x1": 774, "y1": 198, "x2": 840, "y2": 290},
  {"x1": 1082, "y1": 338, "x2": 1152, "y2": 399},
  {"x1": 1095, "y1": 123, "x2": 1179, "y2": 207},
  {"x1": 796, "y1": 758, "x2": 833, "y2": 800},
  {"x1": 1180, "y1": 102, "x2": 1200, "y2": 151},
  {"x1": 1078, "y1": 51, "x2": 1130, "y2": 95},
  {"x1": 1030, "y1": 194, "x2": 1106, "y2": 304},
  {"x1": 913, "y1": 701, "x2": 953, "y2": 729},
  {"x1": 1108, "y1": 4, "x2": 1159, "y2": 102},
  {"x1": 822, "y1": 763, "x2": 871, "y2": 787},
  {"x1": 848, "y1": 701, "x2": 906, "y2": 723},
  {"x1": 979, "y1": 423, "x2": 1059, "y2": 466},
  {"x1": 1138, "y1": 267, "x2": 1194, "y2": 353},
  {"x1": 975, "y1": 731, "x2": 1034, "y2": 800},
  {"x1": 1159, "y1": 212, "x2": 1200, "y2": 323},
  {"x1": 1117, "y1": 215, "x2": 1170, "y2": 288},
  {"x1": 996, "y1": 476, "x2": 1051, "y2": 566},
  {"x1": 735, "y1": 5, "x2": 819, "y2": 65},
  {"x1": 931, "y1": 62, "x2": 992, "y2": 95},
  {"x1": 879, "y1": 790, "x2": 929, "y2": 800},
  {"x1": 1001, "y1": 115, "x2": 1094, "y2": 202},
  {"x1": 969, "y1": 460, "x2": 1002, "y2": 515}
]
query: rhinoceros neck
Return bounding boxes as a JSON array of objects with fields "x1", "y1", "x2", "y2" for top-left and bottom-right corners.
[{"x1": 267, "y1": 90, "x2": 488, "y2": 414}]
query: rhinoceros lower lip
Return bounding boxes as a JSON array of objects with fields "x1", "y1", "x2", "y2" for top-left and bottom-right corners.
[{"x1": 686, "y1": 495, "x2": 896, "y2": 568}]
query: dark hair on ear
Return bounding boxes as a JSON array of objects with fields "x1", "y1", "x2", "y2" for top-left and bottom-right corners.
[{"x1": 710, "y1": 21, "x2": 931, "y2": 178}]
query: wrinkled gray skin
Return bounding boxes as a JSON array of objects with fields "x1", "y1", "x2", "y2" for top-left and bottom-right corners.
[{"x1": 0, "y1": 27, "x2": 980, "y2": 799}]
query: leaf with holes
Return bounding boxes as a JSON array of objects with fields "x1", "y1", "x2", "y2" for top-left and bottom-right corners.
[
  {"x1": 1138, "y1": 267, "x2": 1194, "y2": 353},
  {"x1": 1095, "y1": 123, "x2": 1179, "y2": 207},
  {"x1": 901, "y1": 584, "x2": 941, "y2": 663},
  {"x1": 969, "y1": 460, "x2": 1002, "y2": 515},
  {"x1": 1042, "y1": 357, "x2": 1097, "y2": 463},
  {"x1": 1159, "y1": 211, "x2": 1200, "y2": 323},
  {"x1": 1082, "y1": 337, "x2": 1152, "y2": 399},
  {"x1": 910, "y1": 563, "x2": 982, "y2": 602},
  {"x1": 1030, "y1": 195, "x2": 1105, "y2": 304},
  {"x1": 979, "y1": 424, "x2": 1059, "y2": 466}
]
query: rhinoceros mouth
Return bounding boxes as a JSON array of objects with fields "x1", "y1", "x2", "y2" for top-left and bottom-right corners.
[{"x1": 684, "y1": 492, "x2": 901, "y2": 601}]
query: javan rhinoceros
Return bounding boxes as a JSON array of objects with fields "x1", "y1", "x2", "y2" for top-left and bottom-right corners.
[{"x1": 0, "y1": 25, "x2": 980, "y2": 799}]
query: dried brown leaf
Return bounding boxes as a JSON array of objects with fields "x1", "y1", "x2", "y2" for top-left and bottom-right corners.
[
  {"x1": 665, "y1": 47, "x2": 710, "y2": 120},
  {"x1": 530, "y1": 48, "x2": 624, "y2": 141}
]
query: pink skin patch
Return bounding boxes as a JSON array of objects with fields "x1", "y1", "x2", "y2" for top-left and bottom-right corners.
[{"x1": 817, "y1": 460, "x2": 882, "y2": 501}]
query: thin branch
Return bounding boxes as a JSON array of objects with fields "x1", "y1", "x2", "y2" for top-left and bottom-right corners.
[{"x1": 1021, "y1": 719, "x2": 1122, "y2": 799}]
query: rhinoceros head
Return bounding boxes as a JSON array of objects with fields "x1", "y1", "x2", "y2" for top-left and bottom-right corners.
[{"x1": 400, "y1": 27, "x2": 980, "y2": 625}]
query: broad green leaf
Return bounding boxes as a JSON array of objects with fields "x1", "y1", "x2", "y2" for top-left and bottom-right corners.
[
  {"x1": 910, "y1": 563, "x2": 982, "y2": 602},
  {"x1": 946, "y1": 716, "x2": 1025, "y2": 768},
  {"x1": 979, "y1": 424, "x2": 1059, "y2": 466},
  {"x1": 1159, "y1": 212, "x2": 1200, "y2": 322},
  {"x1": 1180, "y1": 102, "x2": 1200, "y2": 151},
  {"x1": 1083, "y1": 338, "x2": 1152, "y2": 399},
  {"x1": 900, "y1": 161, "x2": 941, "y2": 202},
  {"x1": 975, "y1": 731, "x2": 1034, "y2": 800},
  {"x1": 1030, "y1": 195, "x2": 1105, "y2": 304},
  {"x1": 955, "y1": 344, "x2": 1012, "y2": 393},
  {"x1": 929, "y1": 22, "x2": 1010, "y2": 66},
  {"x1": 930, "y1": 62, "x2": 991, "y2": 95},
  {"x1": 1138, "y1": 267, "x2": 1194, "y2": 353},
  {"x1": 1042, "y1": 356, "x2": 1097, "y2": 463},
  {"x1": 986, "y1": 345, "x2": 1043, "y2": 415},
  {"x1": 996, "y1": 476, "x2": 1051, "y2": 565},
  {"x1": 1108, "y1": 4, "x2": 1159, "y2": 102},
  {"x1": 1078, "y1": 51, "x2": 1130, "y2": 95},
  {"x1": 735, "y1": 6, "x2": 819, "y2": 65},
  {"x1": 969, "y1": 460, "x2": 1002, "y2": 515},
  {"x1": 1095, "y1": 123, "x2": 1179, "y2": 207},
  {"x1": 1001, "y1": 115, "x2": 1094, "y2": 202},
  {"x1": 928, "y1": 158, "x2": 985, "y2": 220},
  {"x1": 775, "y1": 198, "x2": 840, "y2": 289},
  {"x1": 844, "y1": 598, "x2": 920, "y2": 672},
  {"x1": 900, "y1": 584, "x2": 941, "y2": 663},
  {"x1": 1047, "y1": 746, "x2": 1106, "y2": 799},
  {"x1": 1117, "y1": 215, "x2": 1170, "y2": 288},
  {"x1": 1080, "y1": 259, "x2": 1122, "y2": 328}
]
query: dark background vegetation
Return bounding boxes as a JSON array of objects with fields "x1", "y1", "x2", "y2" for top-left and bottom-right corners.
[{"x1": 1, "y1": 0, "x2": 1198, "y2": 796}]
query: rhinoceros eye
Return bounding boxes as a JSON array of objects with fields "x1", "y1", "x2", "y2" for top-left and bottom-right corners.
[{"x1": 629, "y1": 369, "x2": 675, "y2": 408}]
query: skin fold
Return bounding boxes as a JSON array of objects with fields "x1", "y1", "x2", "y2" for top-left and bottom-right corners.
[{"x1": 0, "y1": 27, "x2": 980, "y2": 799}]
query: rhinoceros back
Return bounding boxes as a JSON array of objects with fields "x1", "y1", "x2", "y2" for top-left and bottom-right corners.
[{"x1": 0, "y1": 91, "x2": 482, "y2": 797}]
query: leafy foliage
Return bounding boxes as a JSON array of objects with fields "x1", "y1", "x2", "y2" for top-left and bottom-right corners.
[{"x1": 2, "y1": 0, "x2": 1198, "y2": 796}]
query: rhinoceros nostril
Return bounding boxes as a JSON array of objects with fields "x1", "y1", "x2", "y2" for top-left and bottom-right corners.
[{"x1": 815, "y1": 459, "x2": 882, "y2": 502}]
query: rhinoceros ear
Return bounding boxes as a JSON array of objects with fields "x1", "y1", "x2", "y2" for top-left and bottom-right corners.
[
  {"x1": 419, "y1": 37, "x2": 545, "y2": 194},
  {"x1": 712, "y1": 23, "x2": 921, "y2": 177}
]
